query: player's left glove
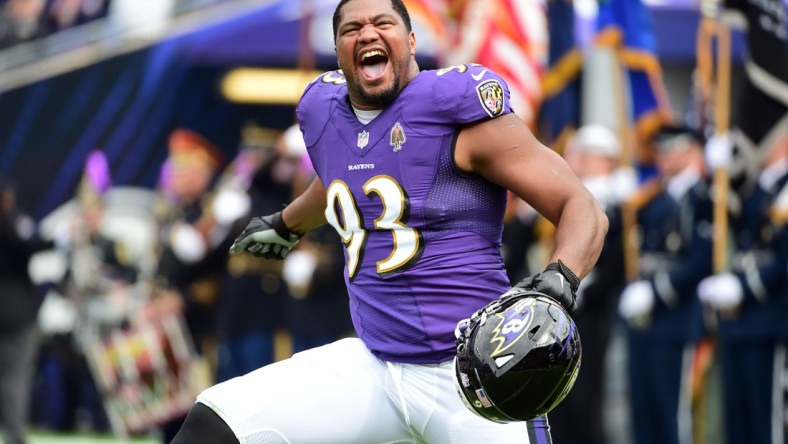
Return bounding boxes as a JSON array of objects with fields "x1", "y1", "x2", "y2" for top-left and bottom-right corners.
[
  {"x1": 512, "y1": 260, "x2": 579, "y2": 314},
  {"x1": 228, "y1": 211, "x2": 302, "y2": 260}
]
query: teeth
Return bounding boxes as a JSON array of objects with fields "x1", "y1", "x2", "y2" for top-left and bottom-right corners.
[{"x1": 361, "y1": 50, "x2": 384, "y2": 61}]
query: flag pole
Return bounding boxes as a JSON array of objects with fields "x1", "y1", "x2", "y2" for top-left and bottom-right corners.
[
  {"x1": 599, "y1": 36, "x2": 641, "y2": 283},
  {"x1": 611, "y1": 53, "x2": 641, "y2": 283},
  {"x1": 712, "y1": 20, "x2": 731, "y2": 275},
  {"x1": 691, "y1": 11, "x2": 731, "y2": 444}
]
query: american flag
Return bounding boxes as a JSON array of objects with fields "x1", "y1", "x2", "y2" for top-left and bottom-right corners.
[{"x1": 406, "y1": 0, "x2": 548, "y2": 126}]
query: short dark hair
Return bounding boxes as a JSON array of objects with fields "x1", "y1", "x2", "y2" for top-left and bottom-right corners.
[
  {"x1": 332, "y1": 0, "x2": 413, "y2": 42},
  {"x1": 652, "y1": 124, "x2": 705, "y2": 153}
]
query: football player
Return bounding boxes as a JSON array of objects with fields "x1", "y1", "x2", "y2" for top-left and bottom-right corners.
[{"x1": 171, "y1": 0, "x2": 607, "y2": 442}]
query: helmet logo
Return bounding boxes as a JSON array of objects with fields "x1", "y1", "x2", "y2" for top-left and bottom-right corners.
[{"x1": 489, "y1": 299, "x2": 533, "y2": 358}]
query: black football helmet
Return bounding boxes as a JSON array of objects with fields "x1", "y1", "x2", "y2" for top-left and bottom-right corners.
[{"x1": 453, "y1": 288, "x2": 581, "y2": 423}]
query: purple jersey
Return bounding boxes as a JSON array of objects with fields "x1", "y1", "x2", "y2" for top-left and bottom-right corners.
[{"x1": 296, "y1": 64, "x2": 513, "y2": 364}]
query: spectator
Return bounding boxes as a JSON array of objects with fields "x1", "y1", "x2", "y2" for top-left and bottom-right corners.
[
  {"x1": 47, "y1": 0, "x2": 110, "y2": 32},
  {"x1": 0, "y1": 175, "x2": 53, "y2": 444},
  {"x1": 0, "y1": 0, "x2": 49, "y2": 49}
]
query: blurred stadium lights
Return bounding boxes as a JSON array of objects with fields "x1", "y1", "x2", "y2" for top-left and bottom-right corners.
[{"x1": 220, "y1": 68, "x2": 323, "y2": 105}]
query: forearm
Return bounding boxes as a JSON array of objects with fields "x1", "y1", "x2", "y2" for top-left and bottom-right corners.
[
  {"x1": 281, "y1": 177, "x2": 328, "y2": 234},
  {"x1": 549, "y1": 194, "x2": 608, "y2": 280}
]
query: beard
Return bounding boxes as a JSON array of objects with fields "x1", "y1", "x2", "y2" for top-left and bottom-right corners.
[{"x1": 352, "y1": 81, "x2": 400, "y2": 109}]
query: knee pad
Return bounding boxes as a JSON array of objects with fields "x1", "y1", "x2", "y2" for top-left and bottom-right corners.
[{"x1": 170, "y1": 403, "x2": 238, "y2": 444}]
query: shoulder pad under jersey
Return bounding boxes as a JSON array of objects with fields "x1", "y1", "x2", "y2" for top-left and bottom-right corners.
[
  {"x1": 415, "y1": 64, "x2": 512, "y2": 125},
  {"x1": 297, "y1": 70, "x2": 348, "y2": 146}
]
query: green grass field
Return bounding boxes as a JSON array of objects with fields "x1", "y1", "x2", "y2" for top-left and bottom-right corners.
[{"x1": 28, "y1": 430, "x2": 157, "y2": 443}]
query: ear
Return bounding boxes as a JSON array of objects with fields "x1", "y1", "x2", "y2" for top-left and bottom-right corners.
[{"x1": 409, "y1": 31, "x2": 416, "y2": 56}]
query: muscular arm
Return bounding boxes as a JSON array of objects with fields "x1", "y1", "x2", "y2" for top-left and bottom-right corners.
[
  {"x1": 454, "y1": 113, "x2": 608, "y2": 279},
  {"x1": 281, "y1": 176, "x2": 329, "y2": 234}
]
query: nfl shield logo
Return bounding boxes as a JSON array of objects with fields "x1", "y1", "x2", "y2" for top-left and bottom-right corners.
[{"x1": 357, "y1": 130, "x2": 369, "y2": 149}]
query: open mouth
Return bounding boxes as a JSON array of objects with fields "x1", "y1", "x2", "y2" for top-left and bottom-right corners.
[{"x1": 358, "y1": 49, "x2": 389, "y2": 80}]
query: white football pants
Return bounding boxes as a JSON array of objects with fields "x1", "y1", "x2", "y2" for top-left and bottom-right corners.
[{"x1": 198, "y1": 337, "x2": 549, "y2": 444}]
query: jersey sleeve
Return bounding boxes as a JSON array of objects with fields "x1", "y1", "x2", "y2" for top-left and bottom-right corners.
[
  {"x1": 296, "y1": 70, "x2": 347, "y2": 147},
  {"x1": 429, "y1": 64, "x2": 513, "y2": 125}
]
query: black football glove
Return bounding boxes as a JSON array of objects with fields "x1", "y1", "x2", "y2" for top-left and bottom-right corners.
[
  {"x1": 228, "y1": 211, "x2": 302, "y2": 260},
  {"x1": 512, "y1": 260, "x2": 580, "y2": 314}
]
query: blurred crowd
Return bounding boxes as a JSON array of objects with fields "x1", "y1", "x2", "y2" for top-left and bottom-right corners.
[
  {"x1": 0, "y1": 118, "x2": 786, "y2": 444},
  {"x1": 0, "y1": 0, "x2": 238, "y2": 51},
  {"x1": 0, "y1": 122, "x2": 355, "y2": 443},
  {"x1": 0, "y1": 0, "x2": 111, "y2": 49}
]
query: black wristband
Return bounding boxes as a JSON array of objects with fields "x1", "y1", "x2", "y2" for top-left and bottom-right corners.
[
  {"x1": 544, "y1": 260, "x2": 580, "y2": 292},
  {"x1": 270, "y1": 211, "x2": 297, "y2": 240}
]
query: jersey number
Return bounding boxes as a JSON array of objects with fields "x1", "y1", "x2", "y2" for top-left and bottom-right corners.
[{"x1": 325, "y1": 176, "x2": 422, "y2": 279}]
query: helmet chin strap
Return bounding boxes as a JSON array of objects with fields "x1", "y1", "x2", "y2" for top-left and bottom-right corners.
[
  {"x1": 454, "y1": 318, "x2": 471, "y2": 342},
  {"x1": 455, "y1": 304, "x2": 494, "y2": 344}
]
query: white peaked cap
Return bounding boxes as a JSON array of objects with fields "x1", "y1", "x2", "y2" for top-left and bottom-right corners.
[{"x1": 573, "y1": 124, "x2": 620, "y2": 158}]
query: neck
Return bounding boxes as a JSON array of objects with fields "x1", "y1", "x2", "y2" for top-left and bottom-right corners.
[{"x1": 352, "y1": 106, "x2": 383, "y2": 125}]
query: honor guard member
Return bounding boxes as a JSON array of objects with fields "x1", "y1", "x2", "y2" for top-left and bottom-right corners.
[
  {"x1": 154, "y1": 129, "x2": 227, "y2": 354},
  {"x1": 618, "y1": 125, "x2": 714, "y2": 444},
  {"x1": 151, "y1": 128, "x2": 226, "y2": 443},
  {"x1": 61, "y1": 150, "x2": 139, "y2": 342},
  {"x1": 214, "y1": 125, "x2": 291, "y2": 383},
  {"x1": 276, "y1": 125, "x2": 356, "y2": 353},
  {"x1": 550, "y1": 124, "x2": 636, "y2": 444},
  {"x1": 171, "y1": 0, "x2": 608, "y2": 443},
  {"x1": 697, "y1": 130, "x2": 788, "y2": 444},
  {"x1": 46, "y1": 150, "x2": 136, "y2": 433}
]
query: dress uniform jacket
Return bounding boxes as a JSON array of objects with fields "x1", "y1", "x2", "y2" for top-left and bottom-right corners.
[
  {"x1": 633, "y1": 179, "x2": 714, "y2": 343},
  {"x1": 720, "y1": 172, "x2": 788, "y2": 341}
]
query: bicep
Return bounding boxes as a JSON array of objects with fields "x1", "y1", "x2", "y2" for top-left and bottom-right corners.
[{"x1": 455, "y1": 113, "x2": 586, "y2": 224}]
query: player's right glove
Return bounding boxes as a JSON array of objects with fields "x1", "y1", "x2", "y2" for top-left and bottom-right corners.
[
  {"x1": 511, "y1": 260, "x2": 579, "y2": 314},
  {"x1": 228, "y1": 211, "x2": 302, "y2": 260}
]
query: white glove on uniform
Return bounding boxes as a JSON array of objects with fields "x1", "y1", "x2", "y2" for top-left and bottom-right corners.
[
  {"x1": 612, "y1": 166, "x2": 639, "y2": 204},
  {"x1": 618, "y1": 280, "x2": 655, "y2": 321},
  {"x1": 697, "y1": 273, "x2": 743, "y2": 311},
  {"x1": 212, "y1": 187, "x2": 251, "y2": 226},
  {"x1": 705, "y1": 132, "x2": 733, "y2": 171},
  {"x1": 170, "y1": 223, "x2": 207, "y2": 264}
]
